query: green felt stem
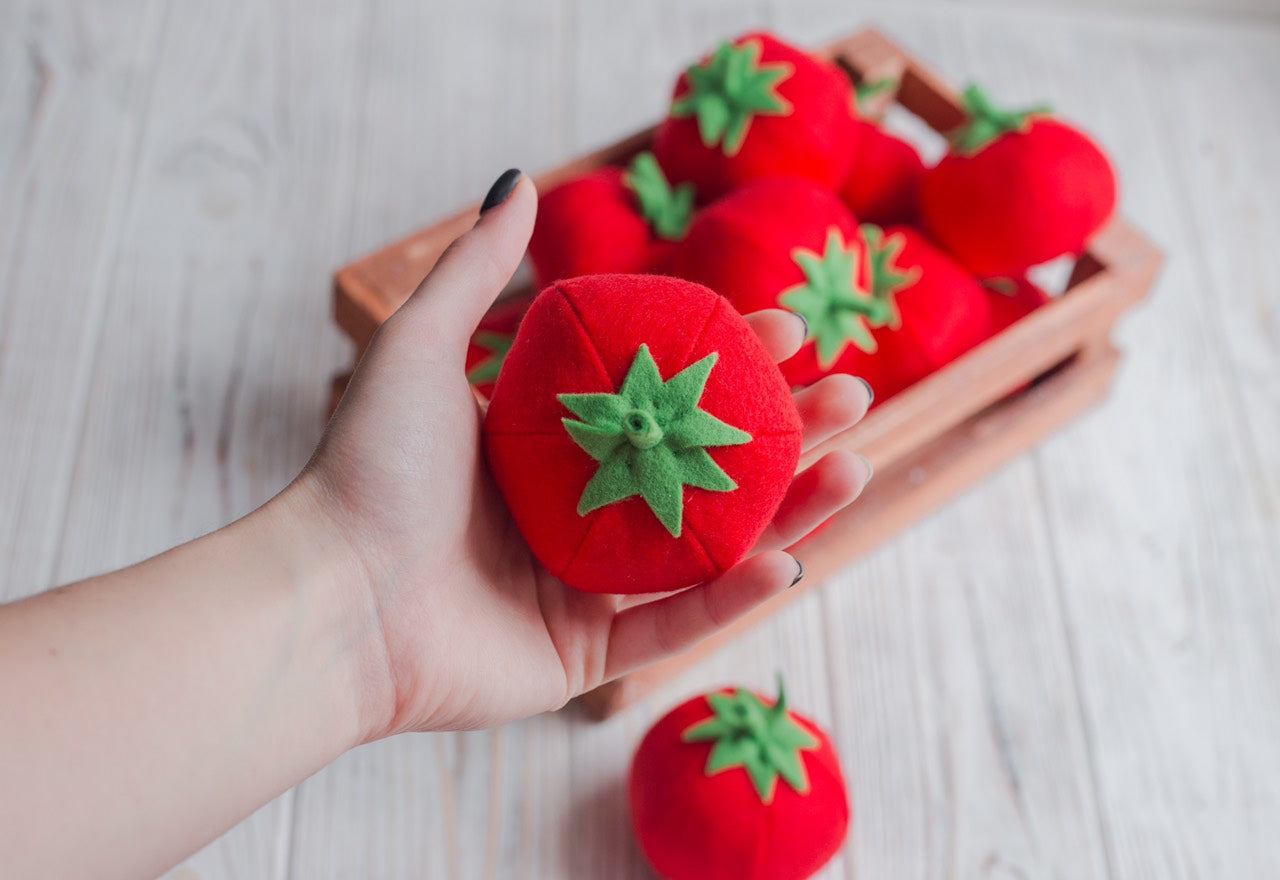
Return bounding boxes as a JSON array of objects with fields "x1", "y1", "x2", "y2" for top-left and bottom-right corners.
[
  {"x1": 558, "y1": 344, "x2": 751, "y2": 537},
  {"x1": 623, "y1": 152, "x2": 695, "y2": 242},
  {"x1": 950, "y1": 82, "x2": 1052, "y2": 156},
  {"x1": 670, "y1": 39, "x2": 794, "y2": 157},
  {"x1": 681, "y1": 675, "x2": 820, "y2": 804},
  {"x1": 860, "y1": 223, "x2": 920, "y2": 326},
  {"x1": 779, "y1": 227, "x2": 894, "y2": 368}
]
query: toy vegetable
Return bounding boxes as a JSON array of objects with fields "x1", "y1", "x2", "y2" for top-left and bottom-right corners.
[
  {"x1": 839, "y1": 118, "x2": 925, "y2": 226},
  {"x1": 527, "y1": 151, "x2": 695, "y2": 286},
  {"x1": 465, "y1": 295, "x2": 531, "y2": 400},
  {"x1": 653, "y1": 32, "x2": 856, "y2": 200},
  {"x1": 919, "y1": 82, "x2": 1117, "y2": 278},
  {"x1": 483, "y1": 274, "x2": 801, "y2": 594},
  {"x1": 630, "y1": 678, "x2": 851, "y2": 880}
]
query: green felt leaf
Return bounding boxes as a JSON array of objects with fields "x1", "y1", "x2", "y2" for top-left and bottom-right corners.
[
  {"x1": 623, "y1": 151, "x2": 695, "y2": 241},
  {"x1": 860, "y1": 223, "x2": 920, "y2": 332},
  {"x1": 671, "y1": 39, "x2": 794, "y2": 157},
  {"x1": 680, "y1": 678, "x2": 822, "y2": 804},
  {"x1": 466, "y1": 330, "x2": 515, "y2": 385},
  {"x1": 854, "y1": 76, "x2": 898, "y2": 111},
  {"x1": 779, "y1": 227, "x2": 893, "y2": 368},
  {"x1": 950, "y1": 82, "x2": 1052, "y2": 156},
  {"x1": 557, "y1": 344, "x2": 752, "y2": 537}
]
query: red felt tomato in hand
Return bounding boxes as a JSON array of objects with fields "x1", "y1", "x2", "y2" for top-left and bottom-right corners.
[
  {"x1": 527, "y1": 151, "x2": 695, "y2": 287},
  {"x1": 839, "y1": 118, "x2": 926, "y2": 227},
  {"x1": 661, "y1": 177, "x2": 865, "y2": 388},
  {"x1": 483, "y1": 274, "x2": 801, "y2": 594},
  {"x1": 920, "y1": 83, "x2": 1117, "y2": 278},
  {"x1": 653, "y1": 32, "x2": 857, "y2": 200},
  {"x1": 464, "y1": 294, "x2": 532, "y2": 400},
  {"x1": 630, "y1": 679, "x2": 851, "y2": 880}
]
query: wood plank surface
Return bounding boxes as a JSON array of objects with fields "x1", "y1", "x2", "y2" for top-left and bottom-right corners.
[{"x1": 1, "y1": 2, "x2": 1277, "y2": 878}]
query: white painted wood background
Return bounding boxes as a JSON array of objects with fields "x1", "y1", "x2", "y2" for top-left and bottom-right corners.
[{"x1": 2, "y1": 0, "x2": 1278, "y2": 877}]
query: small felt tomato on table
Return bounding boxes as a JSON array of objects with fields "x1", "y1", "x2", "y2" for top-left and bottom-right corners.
[
  {"x1": 482, "y1": 274, "x2": 802, "y2": 594},
  {"x1": 919, "y1": 83, "x2": 1117, "y2": 278},
  {"x1": 780, "y1": 224, "x2": 994, "y2": 403},
  {"x1": 660, "y1": 177, "x2": 865, "y2": 389},
  {"x1": 630, "y1": 678, "x2": 851, "y2": 880},
  {"x1": 527, "y1": 151, "x2": 696, "y2": 287},
  {"x1": 464, "y1": 294, "x2": 531, "y2": 400},
  {"x1": 653, "y1": 31, "x2": 857, "y2": 200}
]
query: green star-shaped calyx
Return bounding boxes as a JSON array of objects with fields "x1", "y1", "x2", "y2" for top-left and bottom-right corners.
[
  {"x1": 558, "y1": 344, "x2": 751, "y2": 537},
  {"x1": 682, "y1": 677, "x2": 820, "y2": 804},
  {"x1": 854, "y1": 76, "x2": 898, "y2": 113},
  {"x1": 950, "y1": 82, "x2": 1052, "y2": 156},
  {"x1": 466, "y1": 330, "x2": 515, "y2": 385},
  {"x1": 779, "y1": 227, "x2": 894, "y2": 368},
  {"x1": 622, "y1": 151, "x2": 695, "y2": 242},
  {"x1": 671, "y1": 39, "x2": 794, "y2": 157},
  {"x1": 861, "y1": 223, "x2": 921, "y2": 321}
]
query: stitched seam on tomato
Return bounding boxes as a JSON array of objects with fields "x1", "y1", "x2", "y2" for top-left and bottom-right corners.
[
  {"x1": 683, "y1": 515, "x2": 718, "y2": 575},
  {"x1": 674, "y1": 293, "x2": 722, "y2": 369},
  {"x1": 483, "y1": 428, "x2": 804, "y2": 439},
  {"x1": 553, "y1": 282, "x2": 619, "y2": 390}
]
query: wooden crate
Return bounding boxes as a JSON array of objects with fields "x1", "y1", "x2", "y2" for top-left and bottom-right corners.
[{"x1": 330, "y1": 28, "x2": 1161, "y2": 718}]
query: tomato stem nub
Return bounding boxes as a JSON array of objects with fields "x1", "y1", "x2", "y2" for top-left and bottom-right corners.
[{"x1": 950, "y1": 82, "x2": 1052, "y2": 156}]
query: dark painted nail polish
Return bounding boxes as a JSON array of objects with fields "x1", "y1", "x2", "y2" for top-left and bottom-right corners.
[
  {"x1": 788, "y1": 557, "x2": 805, "y2": 588},
  {"x1": 791, "y1": 310, "x2": 810, "y2": 340},
  {"x1": 480, "y1": 168, "x2": 522, "y2": 213},
  {"x1": 854, "y1": 376, "x2": 875, "y2": 406}
]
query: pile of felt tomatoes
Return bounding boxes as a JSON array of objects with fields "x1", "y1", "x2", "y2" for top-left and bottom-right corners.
[{"x1": 480, "y1": 30, "x2": 1117, "y2": 407}]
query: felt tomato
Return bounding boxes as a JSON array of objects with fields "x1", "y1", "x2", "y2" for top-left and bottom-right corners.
[
  {"x1": 483, "y1": 274, "x2": 801, "y2": 594},
  {"x1": 652, "y1": 32, "x2": 857, "y2": 200},
  {"x1": 527, "y1": 151, "x2": 695, "y2": 287},
  {"x1": 660, "y1": 177, "x2": 865, "y2": 388},
  {"x1": 465, "y1": 294, "x2": 531, "y2": 400},
  {"x1": 781, "y1": 224, "x2": 994, "y2": 403},
  {"x1": 985, "y1": 275, "x2": 1053, "y2": 333},
  {"x1": 919, "y1": 83, "x2": 1118, "y2": 278},
  {"x1": 840, "y1": 119, "x2": 926, "y2": 227},
  {"x1": 630, "y1": 679, "x2": 851, "y2": 880}
]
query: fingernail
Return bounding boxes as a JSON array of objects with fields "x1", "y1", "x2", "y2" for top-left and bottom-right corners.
[
  {"x1": 856, "y1": 453, "x2": 874, "y2": 486},
  {"x1": 480, "y1": 168, "x2": 522, "y2": 214},
  {"x1": 790, "y1": 310, "x2": 810, "y2": 340},
  {"x1": 788, "y1": 556, "x2": 805, "y2": 588},
  {"x1": 854, "y1": 376, "x2": 875, "y2": 406}
]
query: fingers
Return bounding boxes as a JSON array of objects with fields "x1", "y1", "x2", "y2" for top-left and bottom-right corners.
[
  {"x1": 753, "y1": 449, "x2": 872, "y2": 553},
  {"x1": 744, "y1": 309, "x2": 808, "y2": 363},
  {"x1": 602, "y1": 550, "x2": 802, "y2": 682},
  {"x1": 795, "y1": 373, "x2": 873, "y2": 452},
  {"x1": 398, "y1": 170, "x2": 538, "y2": 345}
]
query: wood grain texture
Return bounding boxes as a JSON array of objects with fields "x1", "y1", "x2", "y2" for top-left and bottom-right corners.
[{"x1": 1, "y1": 2, "x2": 1278, "y2": 879}]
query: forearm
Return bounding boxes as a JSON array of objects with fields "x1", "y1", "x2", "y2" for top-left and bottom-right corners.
[{"x1": 0, "y1": 476, "x2": 387, "y2": 880}]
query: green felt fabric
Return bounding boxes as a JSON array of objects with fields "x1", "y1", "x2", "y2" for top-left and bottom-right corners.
[
  {"x1": 951, "y1": 82, "x2": 1052, "y2": 156},
  {"x1": 466, "y1": 330, "x2": 516, "y2": 385},
  {"x1": 854, "y1": 76, "x2": 898, "y2": 111},
  {"x1": 682, "y1": 679, "x2": 820, "y2": 804},
  {"x1": 623, "y1": 151, "x2": 696, "y2": 241},
  {"x1": 779, "y1": 227, "x2": 893, "y2": 368},
  {"x1": 861, "y1": 223, "x2": 920, "y2": 314},
  {"x1": 558, "y1": 344, "x2": 751, "y2": 537},
  {"x1": 671, "y1": 39, "x2": 794, "y2": 157}
]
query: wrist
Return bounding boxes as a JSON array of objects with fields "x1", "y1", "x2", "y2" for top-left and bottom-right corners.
[{"x1": 255, "y1": 470, "x2": 398, "y2": 747}]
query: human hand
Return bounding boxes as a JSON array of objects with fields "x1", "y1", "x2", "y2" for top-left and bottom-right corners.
[{"x1": 293, "y1": 171, "x2": 874, "y2": 737}]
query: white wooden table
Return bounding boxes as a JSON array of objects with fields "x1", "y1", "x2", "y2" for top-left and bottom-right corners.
[{"x1": 2, "y1": 1, "x2": 1278, "y2": 877}]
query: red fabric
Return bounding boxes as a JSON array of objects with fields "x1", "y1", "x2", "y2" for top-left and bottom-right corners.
[
  {"x1": 629, "y1": 690, "x2": 851, "y2": 880},
  {"x1": 464, "y1": 295, "x2": 531, "y2": 400},
  {"x1": 653, "y1": 32, "x2": 857, "y2": 201},
  {"x1": 839, "y1": 119, "x2": 926, "y2": 227},
  {"x1": 483, "y1": 274, "x2": 801, "y2": 594},
  {"x1": 662, "y1": 178, "x2": 864, "y2": 389},
  {"x1": 783, "y1": 226, "x2": 994, "y2": 402},
  {"x1": 987, "y1": 275, "x2": 1052, "y2": 333},
  {"x1": 526, "y1": 166, "x2": 674, "y2": 288},
  {"x1": 920, "y1": 118, "x2": 1117, "y2": 278}
]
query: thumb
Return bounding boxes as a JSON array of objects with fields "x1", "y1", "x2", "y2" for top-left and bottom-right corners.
[{"x1": 398, "y1": 169, "x2": 537, "y2": 346}]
